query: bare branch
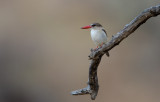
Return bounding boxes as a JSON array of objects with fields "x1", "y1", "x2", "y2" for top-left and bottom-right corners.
[{"x1": 71, "y1": 5, "x2": 160, "y2": 100}]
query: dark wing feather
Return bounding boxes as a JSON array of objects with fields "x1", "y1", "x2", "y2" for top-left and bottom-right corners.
[
  {"x1": 102, "y1": 29, "x2": 107, "y2": 36},
  {"x1": 102, "y1": 29, "x2": 109, "y2": 57}
]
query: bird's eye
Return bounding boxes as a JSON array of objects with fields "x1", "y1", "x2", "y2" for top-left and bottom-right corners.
[{"x1": 91, "y1": 24, "x2": 96, "y2": 27}]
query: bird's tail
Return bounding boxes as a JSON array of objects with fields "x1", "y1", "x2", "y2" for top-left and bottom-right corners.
[{"x1": 106, "y1": 52, "x2": 110, "y2": 57}]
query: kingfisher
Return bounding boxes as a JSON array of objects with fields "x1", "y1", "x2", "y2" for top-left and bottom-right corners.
[{"x1": 81, "y1": 23, "x2": 109, "y2": 57}]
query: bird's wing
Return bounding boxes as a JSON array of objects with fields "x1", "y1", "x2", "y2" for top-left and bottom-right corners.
[{"x1": 102, "y1": 29, "x2": 107, "y2": 36}]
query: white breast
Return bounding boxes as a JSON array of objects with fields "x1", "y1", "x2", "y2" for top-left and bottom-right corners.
[{"x1": 91, "y1": 29, "x2": 107, "y2": 46}]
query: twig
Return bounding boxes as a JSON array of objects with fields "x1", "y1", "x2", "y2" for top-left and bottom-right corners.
[{"x1": 71, "y1": 5, "x2": 160, "y2": 100}]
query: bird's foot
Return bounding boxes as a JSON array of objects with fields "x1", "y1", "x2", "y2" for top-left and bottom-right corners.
[
  {"x1": 100, "y1": 43, "x2": 104, "y2": 48},
  {"x1": 93, "y1": 46, "x2": 99, "y2": 51},
  {"x1": 93, "y1": 43, "x2": 105, "y2": 51}
]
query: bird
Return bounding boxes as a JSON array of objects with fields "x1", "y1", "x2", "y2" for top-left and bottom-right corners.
[{"x1": 81, "y1": 23, "x2": 109, "y2": 57}]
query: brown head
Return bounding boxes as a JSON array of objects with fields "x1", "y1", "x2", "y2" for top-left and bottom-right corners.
[{"x1": 81, "y1": 23, "x2": 103, "y2": 29}]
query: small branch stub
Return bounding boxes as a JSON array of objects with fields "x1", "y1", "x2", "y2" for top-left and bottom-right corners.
[
  {"x1": 71, "y1": 85, "x2": 91, "y2": 95},
  {"x1": 71, "y1": 5, "x2": 160, "y2": 100}
]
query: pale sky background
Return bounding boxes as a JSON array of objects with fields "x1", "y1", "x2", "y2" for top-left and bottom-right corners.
[{"x1": 0, "y1": 0, "x2": 160, "y2": 102}]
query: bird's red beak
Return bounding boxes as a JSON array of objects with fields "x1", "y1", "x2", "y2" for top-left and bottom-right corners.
[{"x1": 81, "y1": 25, "x2": 92, "y2": 29}]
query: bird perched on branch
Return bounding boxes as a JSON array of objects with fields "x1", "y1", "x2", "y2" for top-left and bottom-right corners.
[{"x1": 81, "y1": 23, "x2": 109, "y2": 57}]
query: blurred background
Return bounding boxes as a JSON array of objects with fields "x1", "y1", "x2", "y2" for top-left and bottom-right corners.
[{"x1": 0, "y1": 0, "x2": 160, "y2": 102}]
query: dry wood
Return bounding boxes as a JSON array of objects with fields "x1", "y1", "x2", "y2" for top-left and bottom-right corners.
[{"x1": 71, "y1": 5, "x2": 160, "y2": 100}]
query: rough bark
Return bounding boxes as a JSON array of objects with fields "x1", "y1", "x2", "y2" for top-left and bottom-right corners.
[{"x1": 71, "y1": 5, "x2": 160, "y2": 100}]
